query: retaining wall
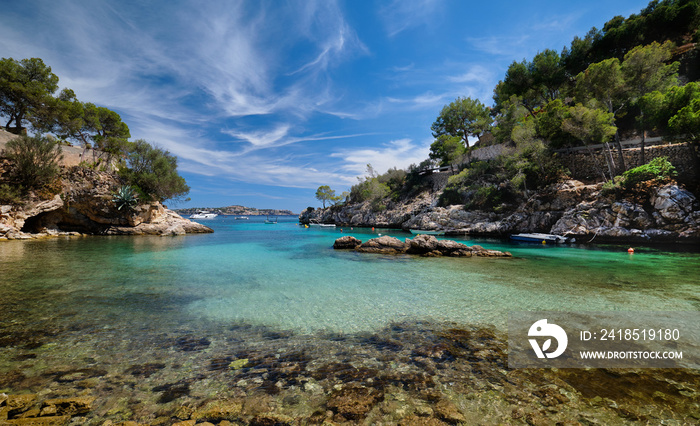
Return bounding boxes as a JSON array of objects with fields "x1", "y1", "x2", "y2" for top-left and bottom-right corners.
[{"x1": 558, "y1": 142, "x2": 698, "y2": 182}]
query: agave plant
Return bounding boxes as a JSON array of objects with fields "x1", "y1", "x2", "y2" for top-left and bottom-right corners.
[{"x1": 112, "y1": 185, "x2": 139, "y2": 211}]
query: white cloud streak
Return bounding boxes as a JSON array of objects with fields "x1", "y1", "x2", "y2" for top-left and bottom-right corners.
[{"x1": 379, "y1": 0, "x2": 441, "y2": 37}]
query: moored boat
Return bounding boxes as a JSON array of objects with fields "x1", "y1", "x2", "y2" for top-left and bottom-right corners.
[
  {"x1": 409, "y1": 229, "x2": 445, "y2": 236},
  {"x1": 235, "y1": 216, "x2": 249, "y2": 220},
  {"x1": 264, "y1": 216, "x2": 278, "y2": 224},
  {"x1": 510, "y1": 233, "x2": 573, "y2": 244},
  {"x1": 190, "y1": 210, "x2": 218, "y2": 219}
]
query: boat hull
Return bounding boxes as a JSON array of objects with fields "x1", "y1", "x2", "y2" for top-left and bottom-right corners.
[
  {"x1": 510, "y1": 233, "x2": 571, "y2": 244},
  {"x1": 409, "y1": 229, "x2": 444, "y2": 236}
]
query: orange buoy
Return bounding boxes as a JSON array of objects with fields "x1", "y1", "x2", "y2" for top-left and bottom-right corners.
[
  {"x1": 372, "y1": 227, "x2": 375, "y2": 231},
  {"x1": 628, "y1": 247, "x2": 635, "y2": 253}
]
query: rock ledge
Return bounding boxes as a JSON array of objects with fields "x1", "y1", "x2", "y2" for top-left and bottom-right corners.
[{"x1": 334, "y1": 234, "x2": 511, "y2": 257}]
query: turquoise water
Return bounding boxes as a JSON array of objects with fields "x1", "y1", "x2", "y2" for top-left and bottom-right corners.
[
  {"x1": 2, "y1": 216, "x2": 700, "y2": 423},
  {"x1": 2, "y1": 215, "x2": 698, "y2": 335}
]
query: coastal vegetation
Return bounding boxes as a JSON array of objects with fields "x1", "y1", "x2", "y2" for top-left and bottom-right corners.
[
  {"x1": 339, "y1": 0, "x2": 700, "y2": 215},
  {"x1": 0, "y1": 57, "x2": 189, "y2": 206},
  {"x1": 315, "y1": 185, "x2": 340, "y2": 208}
]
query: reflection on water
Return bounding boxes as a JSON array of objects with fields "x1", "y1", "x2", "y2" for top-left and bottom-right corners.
[{"x1": 0, "y1": 217, "x2": 699, "y2": 424}]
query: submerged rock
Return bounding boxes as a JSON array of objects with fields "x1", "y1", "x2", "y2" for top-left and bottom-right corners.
[{"x1": 334, "y1": 234, "x2": 511, "y2": 258}]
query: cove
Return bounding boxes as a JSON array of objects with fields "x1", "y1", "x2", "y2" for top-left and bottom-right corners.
[{"x1": 0, "y1": 215, "x2": 698, "y2": 424}]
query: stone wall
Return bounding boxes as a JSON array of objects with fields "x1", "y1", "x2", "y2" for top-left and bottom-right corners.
[
  {"x1": 0, "y1": 128, "x2": 116, "y2": 169},
  {"x1": 558, "y1": 142, "x2": 698, "y2": 182}
]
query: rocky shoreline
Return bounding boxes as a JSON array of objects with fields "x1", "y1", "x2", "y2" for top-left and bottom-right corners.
[
  {"x1": 0, "y1": 167, "x2": 212, "y2": 240},
  {"x1": 300, "y1": 180, "x2": 700, "y2": 245}
]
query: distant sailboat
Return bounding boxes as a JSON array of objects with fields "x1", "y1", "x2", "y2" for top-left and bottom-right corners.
[{"x1": 264, "y1": 216, "x2": 278, "y2": 224}]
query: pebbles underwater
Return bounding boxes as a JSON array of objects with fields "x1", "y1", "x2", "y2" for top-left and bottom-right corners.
[{"x1": 1, "y1": 317, "x2": 699, "y2": 425}]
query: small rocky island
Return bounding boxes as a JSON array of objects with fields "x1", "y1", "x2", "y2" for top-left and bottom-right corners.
[{"x1": 334, "y1": 234, "x2": 512, "y2": 257}]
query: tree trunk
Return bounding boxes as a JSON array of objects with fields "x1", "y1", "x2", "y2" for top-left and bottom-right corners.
[
  {"x1": 613, "y1": 130, "x2": 626, "y2": 173},
  {"x1": 584, "y1": 142, "x2": 609, "y2": 181},
  {"x1": 603, "y1": 142, "x2": 616, "y2": 183}
]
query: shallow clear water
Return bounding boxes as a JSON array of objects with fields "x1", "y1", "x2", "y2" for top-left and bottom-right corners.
[
  {"x1": 2, "y1": 215, "x2": 699, "y2": 335},
  {"x1": 1, "y1": 215, "x2": 699, "y2": 423}
]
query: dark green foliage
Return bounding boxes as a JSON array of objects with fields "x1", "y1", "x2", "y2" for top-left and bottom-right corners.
[
  {"x1": 429, "y1": 135, "x2": 465, "y2": 166},
  {"x1": 112, "y1": 185, "x2": 139, "y2": 211},
  {"x1": 119, "y1": 139, "x2": 189, "y2": 203},
  {"x1": 467, "y1": 185, "x2": 503, "y2": 210},
  {"x1": 621, "y1": 156, "x2": 676, "y2": 189},
  {"x1": 0, "y1": 57, "x2": 59, "y2": 130},
  {"x1": 438, "y1": 161, "x2": 498, "y2": 207},
  {"x1": 0, "y1": 183, "x2": 22, "y2": 204},
  {"x1": 431, "y1": 97, "x2": 491, "y2": 147},
  {"x1": 561, "y1": 0, "x2": 700, "y2": 75},
  {"x1": 5, "y1": 134, "x2": 62, "y2": 192}
]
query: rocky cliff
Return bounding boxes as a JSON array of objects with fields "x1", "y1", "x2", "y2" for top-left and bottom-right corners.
[
  {"x1": 0, "y1": 167, "x2": 212, "y2": 240},
  {"x1": 300, "y1": 179, "x2": 700, "y2": 244}
]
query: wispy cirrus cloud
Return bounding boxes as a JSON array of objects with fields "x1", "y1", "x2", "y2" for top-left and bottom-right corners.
[
  {"x1": 331, "y1": 138, "x2": 432, "y2": 176},
  {"x1": 379, "y1": 0, "x2": 442, "y2": 37},
  {"x1": 466, "y1": 35, "x2": 534, "y2": 58}
]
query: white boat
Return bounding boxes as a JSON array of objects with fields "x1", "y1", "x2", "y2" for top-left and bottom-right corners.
[
  {"x1": 190, "y1": 210, "x2": 218, "y2": 219},
  {"x1": 409, "y1": 229, "x2": 444, "y2": 236},
  {"x1": 510, "y1": 233, "x2": 573, "y2": 244},
  {"x1": 319, "y1": 224, "x2": 336, "y2": 227},
  {"x1": 235, "y1": 216, "x2": 249, "y2": 220}
]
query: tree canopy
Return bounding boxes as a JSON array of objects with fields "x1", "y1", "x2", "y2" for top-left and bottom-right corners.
[
  {"x1": 431, "y1": 96, "x2": 491, "y2": 148},
  {"x1": 120, "y1": 139, "x2": 190, "y2": 203},
  {"x1": 315, "y1": 185, "x2": 341, "y2": 208},
  {"x1": 0, "y1": 57, "x2": 59, "y2": 131}
]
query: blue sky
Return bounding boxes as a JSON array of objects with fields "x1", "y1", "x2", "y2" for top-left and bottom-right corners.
[{"x1": 1, "y1": 0, "x2": 649, "y2": 212}]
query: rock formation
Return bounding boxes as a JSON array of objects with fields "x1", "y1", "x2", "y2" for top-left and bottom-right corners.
[
  {"x1": 0, "y1": 167, "x2": 212, "y2": 240},
  {"x1": 334, "y1": 234, "x2": 512, "y2": 257},
  {"x1": 303, "y1": 179, "x2": 700, "y2": 244}
]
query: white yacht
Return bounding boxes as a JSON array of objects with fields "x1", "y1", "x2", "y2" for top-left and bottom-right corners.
[{"x1": 190, "y1": 210, "x2": 218, "y2": 219}]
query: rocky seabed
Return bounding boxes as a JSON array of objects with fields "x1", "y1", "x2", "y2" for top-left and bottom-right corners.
[{"x1": 1, "y1": 320, "x2": 699, "y2": 425}]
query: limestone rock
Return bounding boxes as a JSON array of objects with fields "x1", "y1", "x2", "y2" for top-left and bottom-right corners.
[
  {"x1": 333, "y1": 235, "x2": 362, "y2": 249},
  {"x1": 191, "y1": 400, "x2": 243, "y2": 422},
  {"x1": 0, "y1": 166, "x2": 213, "y2": 238},
  {"x1": 335, "y1": 235, "x2": 511, "y2": 258},
  {"x1": 42, "y1": 396, "x2": 95, "y2": 416},
  {"x1": 357, "y1": 236, "x2": 408, "y2": 254},
  {"x1": 310, "y1": 178, "x2": 700, "y2": 244},
  {"x1": 651, "y1": 184, "x2": 697, "y2": 224}
]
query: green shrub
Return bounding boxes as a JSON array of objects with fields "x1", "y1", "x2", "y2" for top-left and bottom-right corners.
[
  {"x1": 5, "y1": 135, "x2": 63, "y2": 191},
  {"x1": 621, "y1": 157, "x2": 676, "y2": 189},
  {"x1": 119, "y1": 139, "x2": 189, "y2": 202},
  {"x1": 349, "y1": 178, "x2": 389, "y2": 203},
  {"x1": 0, "y1": 183, "x2": 22, "y2": 204},
  {"x1": 466, "y1": 185, "x2": 502, "y2": 210}
]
